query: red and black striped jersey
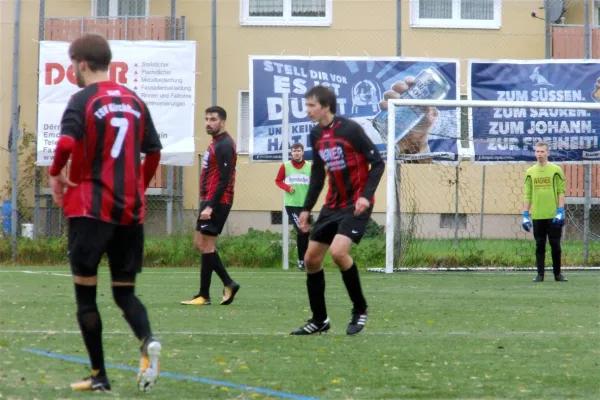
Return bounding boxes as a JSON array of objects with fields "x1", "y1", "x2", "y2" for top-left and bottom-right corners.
[
  {"x1": 57, "y1": 81, "x2": 162, "y2": 225},
  {"x1": 303, "y1": 116, "x2": 384, "y2": 211},
  {"x1": 200, "y1": 131, "x2": 237, "y2": 206}
]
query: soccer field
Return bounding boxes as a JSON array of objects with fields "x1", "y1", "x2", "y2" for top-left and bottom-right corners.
[{"x1": 0, "y1": 267, "x2": 599, "y2": 399}]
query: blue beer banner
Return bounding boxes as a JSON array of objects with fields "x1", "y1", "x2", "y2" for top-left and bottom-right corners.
[
  {"x1": 469, "y1": 60, "x2": 600, "y2": 162},
  {"x1": 249, "y1": 56, "x2": 462, "y2": 162}
]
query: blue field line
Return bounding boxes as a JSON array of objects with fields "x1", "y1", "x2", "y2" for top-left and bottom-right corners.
[{"x1": 22, "y1": 348, "x2": 319, "y2": 400}]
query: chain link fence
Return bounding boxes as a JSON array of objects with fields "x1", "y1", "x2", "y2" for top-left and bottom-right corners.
[{"x1": 1, "y1": 0, "x2": 599, "y2": 266}]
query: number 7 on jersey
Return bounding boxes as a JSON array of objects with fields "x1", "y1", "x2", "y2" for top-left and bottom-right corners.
[{"x1": 110, "y1": 117, "x2": 129, "y2": 158}]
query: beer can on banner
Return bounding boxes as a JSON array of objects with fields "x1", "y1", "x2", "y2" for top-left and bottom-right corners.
[
  {"x1": 592, "y1": 78, "x2": 600, "y2": 103},
  {"x1": 371, "y1": 67, "x2": 451, "y2": 147}
]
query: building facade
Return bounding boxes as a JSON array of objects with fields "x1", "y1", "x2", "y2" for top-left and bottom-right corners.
[{"x1": 0, "y1": 0, "x2": 597, "y2": 238}]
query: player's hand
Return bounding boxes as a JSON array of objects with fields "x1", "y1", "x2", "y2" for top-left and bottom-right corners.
[
  {"x1": 298, "y1": 211, "x2": 310, "y2": 233},
  {"x1": 552, "y1": 207, "x2": 565, "y2": 228},
  {"x1": 289, "y1": 187, "x2": 295, "y2": 194},
  {"x1": 379, "y1": 76, "x2": 439, "y2": 154},
  {"x1": 354, "y1": 197, "x2": 370, "y2": 216},
  {"x1": 199, "y1": 206, "x2": 213, "y2": 220},
  {"x1": 49, "y1": 173, "x2": 76, "y2": 207},
  {"x1": 521, "y1": 211, "x2": 532, "y2": 232}
]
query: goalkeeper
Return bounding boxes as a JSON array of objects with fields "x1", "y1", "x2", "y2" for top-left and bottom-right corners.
[{"x1": 522, "y1": 141, "x2": 567, "y2": 282}]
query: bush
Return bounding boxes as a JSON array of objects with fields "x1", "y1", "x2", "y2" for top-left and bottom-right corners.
[
  {"x1": 0, "y1": 228, "x2": 387, "y2": 269},
  {"x1": 2, "y1": 228, "x2": 596, "y2": 268},
  {"x1": 363, "y1": 218, "x2": 384, "y2": 238}
]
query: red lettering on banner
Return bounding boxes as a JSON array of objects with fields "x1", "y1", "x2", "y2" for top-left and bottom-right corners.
[
  {"x1": 45, "y1": 63, "x2": 76, "y2": 85},
  {"x1": 45, "y1": 62, "x2": 128, "y2": 85},
  {"x1": 109, "y1": 62, "x2": 128, "y2": 84}
]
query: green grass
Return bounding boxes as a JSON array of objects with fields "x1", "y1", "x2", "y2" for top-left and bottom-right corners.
[
  {"x1": 1, "y1": 231, "x2": 599, "y2": 267},
  {"x1": 0, "y1": 267, "x2": 599, "y2": 399},
  {"x1": 400, "y1": 238, "x2": 600, "y2": 267}
]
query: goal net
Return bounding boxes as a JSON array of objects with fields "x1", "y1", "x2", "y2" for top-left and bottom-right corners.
[{"x1": 376, "y1": 98, "x2": 600, "y2": 273}]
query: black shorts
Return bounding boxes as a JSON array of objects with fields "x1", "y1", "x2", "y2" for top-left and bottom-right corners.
[
  {"x1": 310, "y1": 205, "x2": 373, "y2": 245},
  {"x1": 285, "y1": 206, "x2": 313, "y2": 233},
  {"x1": 196, "y1": 201, "x2": 232, "y2": 236},
  {"x1": 68, "y1": 217, "x2": 144, "y2": 282}
]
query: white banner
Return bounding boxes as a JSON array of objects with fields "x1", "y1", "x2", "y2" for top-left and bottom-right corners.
[{"x1": 37, "y1": 40, "x2": 197, "y2": 166}]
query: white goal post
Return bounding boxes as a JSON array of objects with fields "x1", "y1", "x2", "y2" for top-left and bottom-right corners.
[{"x1": 383, "y1": 98, "x2": 600, "y2": 274}]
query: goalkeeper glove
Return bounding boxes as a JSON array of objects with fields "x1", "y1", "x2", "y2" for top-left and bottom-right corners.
[
  {"x1": 522, "y1": 211, "x2": 532, "y2": 232},
  {"x1": 552, "y1": 207, "x2": 565, "y2": 228}
]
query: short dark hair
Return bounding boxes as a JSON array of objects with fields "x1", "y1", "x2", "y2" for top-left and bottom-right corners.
[
  {"x1": 68, "y1": 33, "x2": 112, "y2": 72},
  {"x1": 305, "y1": 85, "x2": 337, "y2": 114},
  {"x1": 205, "y1": 106, "x2": 227, "y2": 120},
  {"x1": 291, "y1": 142, "x2": 304, "y2": 151}
]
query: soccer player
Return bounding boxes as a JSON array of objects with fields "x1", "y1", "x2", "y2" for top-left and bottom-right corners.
[
  {"x1": 275, "y1": 142, "x2": 312, "y2": 271},
  {"x1": 181, "y1": 106, "x2": 241, "y2": 306},
  {"x1": 49, "y1": 33, "x2": 163, "y2": 392},
  {"x1": 291, "y1": 85, "x2": 385, "y2": 336},
  {"x1": 522, "y1": 141, "x2": 568, "y2": 282}
]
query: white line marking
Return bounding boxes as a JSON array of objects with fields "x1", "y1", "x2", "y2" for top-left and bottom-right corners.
[
  {"x1": 0, "y1": 270, "x2": 307, "y2": 276},
  {"x1": 0, "y1": 329, "x2": 596, "y2": 336},
  {"x1": 22, "y1": 270, "x2": 72, "y2": 277}
]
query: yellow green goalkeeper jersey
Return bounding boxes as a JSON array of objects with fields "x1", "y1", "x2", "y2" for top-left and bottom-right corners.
[{"x1": 523, "y1": 163, "x2": 565, "y2": 220}]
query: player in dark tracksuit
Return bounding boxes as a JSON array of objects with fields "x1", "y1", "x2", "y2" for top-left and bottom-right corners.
[
  {"x1": 291, "y1": 85, "x2": 385, "y2": 336},
  {"x1": 181, "y1": 106, "x2": 241, "y2": 306}
]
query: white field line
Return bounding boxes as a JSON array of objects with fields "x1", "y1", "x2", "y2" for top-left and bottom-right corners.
[{"x1": 0, "y1": 329, "x2": 596, "y2": 336}]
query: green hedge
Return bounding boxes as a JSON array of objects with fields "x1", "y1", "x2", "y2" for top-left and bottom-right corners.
[{"x1": 1, "y1": 218, "x2": 598, "y2": 268}]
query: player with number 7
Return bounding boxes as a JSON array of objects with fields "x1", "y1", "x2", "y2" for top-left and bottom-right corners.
[{"x1": 49, "y1": 33, "x2": 163, "y2": 392}]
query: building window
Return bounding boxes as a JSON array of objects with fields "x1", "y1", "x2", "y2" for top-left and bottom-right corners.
[
  {"x1": 271, "y1": 211, "x2": 283, "y2": 225},
  {"x1": 240, "y1": 0, "x2": 332, "y2": 27},
  {"x1": 411, "y1": 0, "x2": 501, "y2": 29},
  {"x1": 94, "y1": 0, "x2": 148, "y2": 17},
  {"x1": 238, "y1": 90, "x2": 250, "y2": 154},
  {"x1": 440, "y1": 213, "x2": 467, "y2": 229}
]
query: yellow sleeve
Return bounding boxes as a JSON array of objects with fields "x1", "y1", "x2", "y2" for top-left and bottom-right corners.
[
  {"x1": 556, "y1": 166, "x2": 566, "y2": 195},
  {"x1": 524, "y1": 170, "x2": 533, "y2": 203}
]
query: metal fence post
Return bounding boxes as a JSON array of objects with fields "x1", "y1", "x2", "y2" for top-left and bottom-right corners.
[
  {"x1": 479, "y1": 165, "x2": 486, "y2": 240},
  {"x1": 34, "y1": 0, "x2": 46, "y2": 239},
  {"x1": 583, "y1": 0, "x2": 592, "y2": 264},
  {"x1": 393, "y1": 0, "x2": 402, "y2": 267},
  {"x1": 453, "y1": 164, "x2": 460, "y2": 249},
  {"x1": 10, "y1": 0, "x2": 22, "y2": 262},
  {"x1": 164, "y1": 0, "x2": 178, "y2": 236}
]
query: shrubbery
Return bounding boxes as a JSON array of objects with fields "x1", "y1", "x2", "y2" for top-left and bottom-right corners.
[{"x1": 2, "y1": 217, "x2": 598, "y2": 267}]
